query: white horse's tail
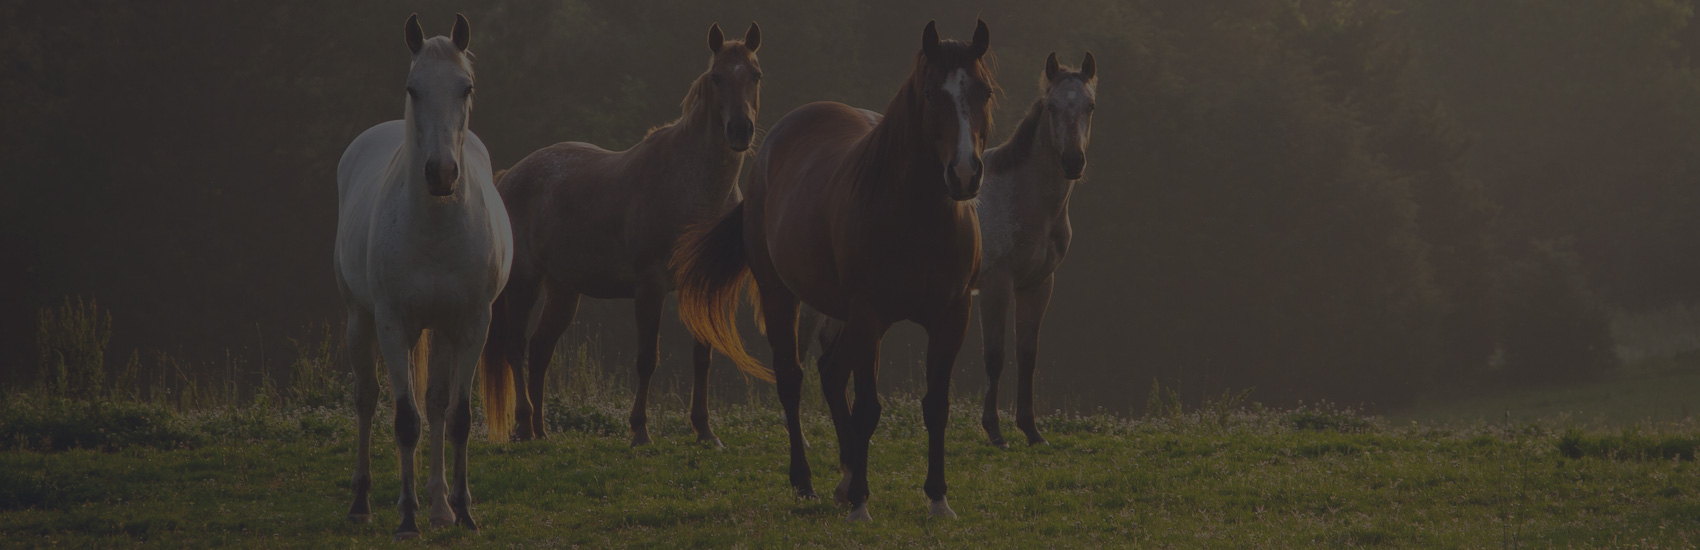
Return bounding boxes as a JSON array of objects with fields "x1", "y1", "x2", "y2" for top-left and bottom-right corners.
[{"x1": 410, "y1": 330, "x2": 431, "y2": 410}]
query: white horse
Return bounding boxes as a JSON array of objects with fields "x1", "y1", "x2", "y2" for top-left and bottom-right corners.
[{"x1": 334, "y1": 13, "x2": 511, "y2": 539}]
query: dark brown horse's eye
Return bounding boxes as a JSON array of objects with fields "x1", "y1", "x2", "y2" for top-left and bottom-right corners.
[{"x1": 712, "y1": 74, "x2": 723, "y2": 85}]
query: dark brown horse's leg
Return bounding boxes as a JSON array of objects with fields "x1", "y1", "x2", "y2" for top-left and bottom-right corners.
[
  {"x1": 977, "y1": 277, "x2": 1014, "y2": 448},
  {"x1": 796, "y1": 306, "x2": 822, "y2": 363},
  {"x1": 815, "y1": 318, "x2": 854, "y2": 505},
  {"x1": 923, "y1": 298, "x2": 971, "y2": 518},
  {"x1": 346, "y1": 310, "x2": 378, "y2": 523},
  {"x1": 689, "y1": 339, "x2": 722, "y2": 447},
  {"x1": 629, "y1": 282, "x2": 668, "y2": 446},
  {"x1": 1013, "y1": 275, "x2": 1054, "y2": 445},
  {"x1": 495, "y1": 279, "x2": 541, "y2": 441},
  {"x1": 526, "y1": 287, "x2": 580, "y2": 440},
  {"x1": 756, "y1": 283, "x2": 812, "y2": 496},
  {"x1": 838, "y1": 313, "x2": 888, "y2": 522}
]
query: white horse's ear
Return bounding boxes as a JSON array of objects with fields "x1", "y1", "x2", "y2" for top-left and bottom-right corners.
[
  {"x1": 1081, "y1": 51, "x2": 1096, "y2": 81},
  {"x1": 744, "y1": 22, "x2": 761, "y2": 52},
  {"x1": 708, "y1": 23, "x2": 725, "y2": 53},
  {"x1": 1045, "y1": 52, "x2": 1060, "y2": 81},
  {"x1": 405, "y1": 13, "x2": 424, "y2": 55},
  {"x1": 921, "y1": 20, "x2": 941, "y2": 61},
  {"x1": 970, "y1": 19, "x2": 990, "y2": 60},
  {"x1": 452, "y1": 13, "x2": 471, "y2": 52}
]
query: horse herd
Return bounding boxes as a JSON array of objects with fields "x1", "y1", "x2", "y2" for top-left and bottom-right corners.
[{"x1": 333, "y1": 13, "x2": 1097, "y2": 538}]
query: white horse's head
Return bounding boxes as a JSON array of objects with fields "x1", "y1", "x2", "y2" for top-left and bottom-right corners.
[{"x1": 403, "y1": 14, "x2": 475, "y2": 197}]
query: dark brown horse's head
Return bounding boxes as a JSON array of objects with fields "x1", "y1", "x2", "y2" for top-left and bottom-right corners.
[
  {"x1": 916, "y1": 20, "x2": 995, "y2": 201},
  {"x1": 1043, "y1": 51, "x2": 1097, "y2": 180},
  {"x1": 704, "y1": 22, "x2": 763, "y2": 152}
]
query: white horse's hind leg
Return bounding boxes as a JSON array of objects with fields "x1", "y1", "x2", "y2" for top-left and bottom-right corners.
[
  {"x1": 346, "y1": 310, "x2": 379, "y2": 523},
  {"x1": 424, "y1": 331, "x2": 456, "y2": 529},
  {"x1": 376, "y1": 316, "x2": 424, "y2": 540}
]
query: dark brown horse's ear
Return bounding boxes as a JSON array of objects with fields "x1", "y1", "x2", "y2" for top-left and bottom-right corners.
[
  {"x1": 921, "y1": 20, "x2": 941, "y2": 61},
  {"x1": 451, "y1": 13, "x2": 471, "y2": 52},
  {"x1": 405, "y1": 13, "x2": 424, "y2": 55},
  {"x1": 744, "y1": 22, "x2": 761, "y2": 52},
  {"x1": 708, "y1": 23, "x2": 725, "y2": 53},
  {"x1": 1081, "y1": 51, "x2": 1096, "y2": 81},
  {"x1": 1045, "y1": 52, "x2": 1060, "y2": 81},
  {"x1": 970, "y1": 19, "x2": 989, "y2": 59}
]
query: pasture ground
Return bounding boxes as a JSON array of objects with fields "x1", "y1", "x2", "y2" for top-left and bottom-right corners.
[{"x1": 4, "y1": 377, "x2": 1700, "y2": 549}]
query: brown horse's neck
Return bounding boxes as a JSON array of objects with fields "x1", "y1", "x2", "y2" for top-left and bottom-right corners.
[{"x1": 642, "y1": 73, "x2": 746, "y2": 201}]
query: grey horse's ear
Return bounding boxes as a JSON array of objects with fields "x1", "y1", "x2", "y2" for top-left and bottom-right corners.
[
  {"x1": 708, "y1": 23, "x2": 725, "y2": 53},
  {"x1": 921, "y1": 20, "x2": 941, "y2": 61},
  {"x1": 969, "y1": 19, "x2": 989, "y2": 60},
  {"x1": 744, "y1": 21, "x2": 761, "y2": 52},
  {"x1": 1045, "y1": 52, "x2": 1060, "y2": 81},
  {"x1": 1081, "y1": 51, "x2": 1096, "y2": 81},
  {"x1": 452, "y1": 13, "x2": 471, "y2": 52},
  {"x1": 405, "y1": 13, "x2": 424, "y2": 55}
]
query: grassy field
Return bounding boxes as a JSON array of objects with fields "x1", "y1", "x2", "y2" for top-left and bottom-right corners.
[{"x1": 3, "y1": 381, "x2": 1699, "y2": 549}]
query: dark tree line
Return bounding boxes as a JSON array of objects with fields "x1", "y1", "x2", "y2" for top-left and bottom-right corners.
[{"x1": 3, "y1": 0, "x2": 1689, "y2": 411}]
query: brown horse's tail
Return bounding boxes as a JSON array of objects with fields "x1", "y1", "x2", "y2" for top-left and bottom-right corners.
[
  {"x1": 410, "y1": 330, "x2": 431, "y2": 409},
  {"x1": 672, "y1": 203, "x2": 774, "y2": 383},
  {"x1": 477, "y1": 297, "x2": 517, "y2": 442}
]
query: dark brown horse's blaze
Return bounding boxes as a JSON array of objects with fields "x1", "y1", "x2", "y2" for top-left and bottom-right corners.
[{"x1": 675, "y1": 19, "x2": 996, "y2": 521}]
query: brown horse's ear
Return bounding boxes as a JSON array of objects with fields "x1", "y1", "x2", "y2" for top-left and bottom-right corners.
[
  {"x1": 921, "y1": 20, "x2": 941, "y2": 61},
  {"x1": 970, "y1": 19, "x2": 989, "y2": 59},
  {"x1": 708, "y1": 23, "x2": 725, "y2": 53},
  {"x1": 1045, "y1": 52, "x2": 1060, "y2": 81},
  {"x1": 451, "y1": 13, "x2": 471, "y2": 52},
  {"x1": 744, "y1": 22, "x2": 761, "y2": 52},
  {"x1": 1081, "y1": 51, "x2": 1096, "y2": 81},
  {"x1": 405, "y1": 13, "x2": 424, "y2": 55}
]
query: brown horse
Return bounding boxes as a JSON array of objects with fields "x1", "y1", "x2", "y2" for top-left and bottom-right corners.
[
  {"x1": 798, "y1": 53, "x2": 1098, "y2": 448},
  {"x1": 479, "y1": 22, "x2": 763, "y2": 445},
  {"x1": 675, "y1": 20, "x2": 995, "y2": 522}
]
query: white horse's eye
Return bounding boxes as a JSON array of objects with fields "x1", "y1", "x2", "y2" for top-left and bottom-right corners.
[{"x1": 463, "y1": 86, "x2": 474, "y2": 97}]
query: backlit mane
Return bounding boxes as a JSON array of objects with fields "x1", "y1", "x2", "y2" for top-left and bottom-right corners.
[
  {"x1": 646, "y1": 41, "x2": 754, "y2": 139},
  {"x1": 986, "y1": 66, "x2": 1091, "y2": 173}
]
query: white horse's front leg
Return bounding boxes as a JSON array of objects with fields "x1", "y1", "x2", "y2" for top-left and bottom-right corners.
[
  {"x1": 375, "y1": 313, "x2": 425, "y2": 540},
  {"x1": 423, "y1": 330, "x2": 456, "y2": 528},
  {"x1": 447, "y1": 308, "x2": 491, "y2": 531}
]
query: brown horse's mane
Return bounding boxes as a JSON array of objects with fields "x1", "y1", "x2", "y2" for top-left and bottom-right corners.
[
  {"x1": 855, "y1": 40, "x2": 999, "y2": 183},
  {"x1": 986, "y1": 67, "x2": 1091, "y2": 173},
  {"x1": 644, "y1": 41, "x2": 754, "y2": 140}
]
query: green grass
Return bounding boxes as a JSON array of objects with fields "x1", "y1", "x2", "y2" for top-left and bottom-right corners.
[
  {"x1": 2, "y1": 393, "x2": 1699, "y2": 548},
  {"x1": 1394, "y1": 352, "x2": 1700, "y2": 427}
]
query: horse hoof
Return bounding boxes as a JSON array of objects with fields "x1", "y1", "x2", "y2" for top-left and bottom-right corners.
[
  {"x1": 988, "y1": 437, "x2": 1009, "y2": 449},
  {"x1": 795, "y1": 486, "x2": 819, "y2": 499},
  {"x1": 347, "y1": 513, "x2": 371, "y2": 524},
  {"x1": 698, "y1": 435, "x2": 726, "y2": 449},
  {"x1": 929, "y1": 498, "x2": 958, "y2": 519},
  {"x1": 1027, "y1": 435, "x2": 1049, "y2": 446},
  {"x1": 430, "y1": 514, "x2": 457, "y2": 528},
  {"x1": 845, "y1": 504, "x2": 872, "y2": 523},
  {"x1": 457, "y1": 515, "x2": 480, "y2": 532}
]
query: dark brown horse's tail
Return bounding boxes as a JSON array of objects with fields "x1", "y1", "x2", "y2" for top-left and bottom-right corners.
[
  {"x1": 672, "y1": 203, "x2": 774, "y2": 383},
  {"x1": 477, "y1": 296, "x2": 516, "y2": 442}
]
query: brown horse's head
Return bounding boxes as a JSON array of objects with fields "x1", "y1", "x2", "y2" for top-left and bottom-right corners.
[
  {"x1": 704, "y1": 22, "x2": 763, "y2": 152},
  {"x1": 916, "y1": 20, "x2": 995, "y2": 201},
  {"x1": 403, "y1": 13, "x2": 475, "y2": 197},
  {"x1": 1043, "y1": 51, "x2": 1097, "y2": 180}
]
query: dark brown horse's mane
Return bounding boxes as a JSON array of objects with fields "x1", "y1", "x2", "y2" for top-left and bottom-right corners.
[
  {"x1": 856, "y1": 39, "x2": 999, "y2": 181},
  {"x1": 645, "y1": 41, "x2": 755, "y2": 139},
  {"x1": 985, "y1": 67, "x2": 1091, "y2": 173}
]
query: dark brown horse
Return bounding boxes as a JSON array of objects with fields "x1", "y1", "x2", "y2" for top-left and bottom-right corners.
[
  {"x1": 798, "y1": 53, "x2": 1098, "y2": 448},
  {"x1": 675, "y1": 20, "x2": 995, "y2": 522},
  {"x1": 479, "y1": 23, "x2": 764, "y2": 445}
]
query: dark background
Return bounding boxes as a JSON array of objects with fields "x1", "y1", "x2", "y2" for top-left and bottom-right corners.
[{"x1": 5, "y1": 0, "x2": 1696, "y2": 413}]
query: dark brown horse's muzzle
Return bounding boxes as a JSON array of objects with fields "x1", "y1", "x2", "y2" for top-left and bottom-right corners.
[
  {"x1": 1062, "y1": 151, "x2": 1086, "y2": 180},
  {"x1": 726, "y1": 116, "x2": 755, "y2": 152},
  {"x1": 946, "y1": 156, "x2": 982, "y2": 200},
  {"x1": 426, "y1": 157, "x2": 459, "y2": 197}
]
